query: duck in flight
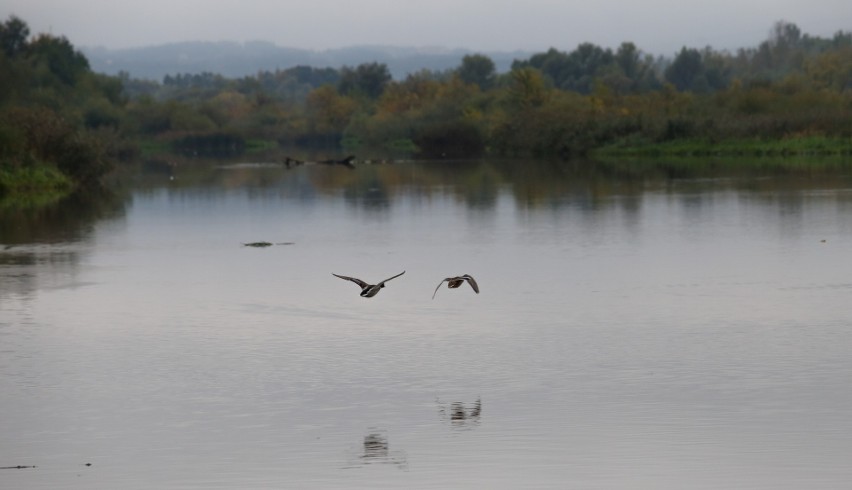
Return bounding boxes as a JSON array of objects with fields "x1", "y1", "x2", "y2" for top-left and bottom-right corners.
[
  {"x1": 432, "y1": 274, "x2": 479, "y2": 299},
  {"x1": 332, "y1": 271, "x2": 405, "y2": 298}
]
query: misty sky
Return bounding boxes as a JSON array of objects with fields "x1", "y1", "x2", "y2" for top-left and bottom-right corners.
[{"x1": 4, "y1": 0, "x2": 850, "y2": 55}]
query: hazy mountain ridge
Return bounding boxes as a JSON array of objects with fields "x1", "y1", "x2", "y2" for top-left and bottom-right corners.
[{"x1": 81, "y1": 41, "x2": 533, "y2": 80}]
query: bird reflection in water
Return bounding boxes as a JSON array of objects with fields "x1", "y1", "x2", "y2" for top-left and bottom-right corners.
[
  {"x1": 437, "y1": 397, "x2": 482, "y2": 429},
  {"x1": 344, "y1": 429, "x2": 408, "y2": 470}
]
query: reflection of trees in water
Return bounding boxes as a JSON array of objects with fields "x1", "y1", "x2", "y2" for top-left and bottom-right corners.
[
  {"x1": 491, "y1": 157, "x2": 852, "y2": 209},
  {"x1": 0, "y1": 248, "x2": 80, "y2": 304},
  {"x1": 0, "y1": 188, "x2": 125, "y2": 301},
  {"x1": 308, "y1": 160, "x2": 501, "y2": 212},
  {"x1": 0, "y1": 188, "x2": 125, "y2": 245},
  {"x1": 437, "y1": 397, "x2": 482, "y2": 429},
  {"x1": 344, "y1": 429, "x2": 408, "y2": 470},
  {"x1": 112, "y1": 153, "x2": 297, "y2": 192},
  {"x1": 122, "y1": 155, "x2": 852, "y2": 217},
  {"x1": 417, "y1": 160, "x2": 500, "y2": 209},
  {"x1": 317, "y1": 158, "x2": 667, "y2": 212},
  {"x1": 343, "y1": 177, "x2": 390, "y2": 212}
]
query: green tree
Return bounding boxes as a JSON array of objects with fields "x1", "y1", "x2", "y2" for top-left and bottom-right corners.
[
  {"x1": 0, "y1": 15, "x2": 29, "y2": 58},
  {"x1": 615, "y1": 42, "x2": 641, "y2": 80},
  {"x1": 514, "y1": 43, "x2": 617, "y2": 94},
  {"x1": 3, "y1": 106, "x2": 112, "y2": 184},
  {"x1": 338, "y1": 62, "x2": 391, "y2": 99},
  {"x1": 27, "y1": 33, "x2": 90, "y2": 86},
  {"x1": 457, "y1": 54, "x2": 496, "y2": 90},
  {"x1": 565, "y1": 43, "x2": 615, "y2": 93},
  {"x1": 514, "y1": 48, "x2": 570, "y2": 88},
  {"x1": 665, "y1": 47, "x2": 704, "y2": 91}
]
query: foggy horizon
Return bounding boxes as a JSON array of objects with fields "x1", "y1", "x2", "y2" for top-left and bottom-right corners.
[{"x1": 4, "y1": 0, "x2": 850, "y2": 57}]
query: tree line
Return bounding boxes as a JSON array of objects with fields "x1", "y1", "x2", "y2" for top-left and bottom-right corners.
[
  {"x1": 117, "y1": 19, "x2": 852, "y2": 159},
  {"x1": 1, "y1": 15, "x2": 851, "y2": 196}
]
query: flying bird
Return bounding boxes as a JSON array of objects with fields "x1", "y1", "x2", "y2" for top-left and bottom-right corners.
[
  {"x1": 432, "y1": 274, "x2": 479, "y2": 299},
  {"x1": 332, "y1": 271, "x2": 405, "y2": 298}
]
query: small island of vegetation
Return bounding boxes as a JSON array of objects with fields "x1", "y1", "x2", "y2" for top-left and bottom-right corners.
[{"x1": 1, "y1": 15, "x2": 850, "y2": 204}]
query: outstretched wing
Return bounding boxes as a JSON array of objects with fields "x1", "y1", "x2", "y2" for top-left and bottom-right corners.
[
  {"x1": 332, "y1": 273, "x2": 368, "y2": 288},
  {"x1": 432, "y1": 278, "x2": 449, "y2": 300},
  {"x1": 379, "y1": 270, "x2": 405, "y2": 285},
  {"x1": 464, "y1": 275, "x2": 480, "y2": 294}
]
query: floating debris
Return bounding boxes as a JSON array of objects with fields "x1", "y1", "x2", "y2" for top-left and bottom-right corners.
[
  {"x1": 283, "y1": 156, "x2": 304, "y2": 168},
  {"x1": 1, "y1": 465, "x2": 37, "y2": 469},
  {"x1": 319, "y1": 155, "x2": 356, "y2": 169},
  {"x1": 283, "y1": 155, "x2": 356, "y2": 169},
  {"x1": 242, "y1": 241, "x2": 295, "y2": 247}
]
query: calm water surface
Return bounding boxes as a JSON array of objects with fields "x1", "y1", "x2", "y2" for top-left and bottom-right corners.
[{"x1": 2, "y1": 158, "x2": 852, "y2": 489}]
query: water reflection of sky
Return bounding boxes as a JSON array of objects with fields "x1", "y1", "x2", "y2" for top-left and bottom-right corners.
[{"x1": 3, "y1": 159, "x2": 852, "y2": 488}]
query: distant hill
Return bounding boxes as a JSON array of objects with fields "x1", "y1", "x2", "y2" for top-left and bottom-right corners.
[{"x1": 81, "y1": 41, "x2": 532, "y2": 80}]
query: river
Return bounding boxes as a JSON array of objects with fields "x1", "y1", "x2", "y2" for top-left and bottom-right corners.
[{"x1": 2, "y1": 157, "x2": 852, "y2": 489}]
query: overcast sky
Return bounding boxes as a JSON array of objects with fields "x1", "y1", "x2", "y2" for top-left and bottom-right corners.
[{"x1": 4, "y1": 0, "x2": 850, "y2": 55}]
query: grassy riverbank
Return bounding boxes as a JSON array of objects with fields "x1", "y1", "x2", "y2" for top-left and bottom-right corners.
[{"x1": 0, "y1": 165, "x2": 75, "y2": 208}]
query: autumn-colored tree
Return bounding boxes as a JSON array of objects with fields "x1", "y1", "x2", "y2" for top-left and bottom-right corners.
[
  {"x1": 805, "y1": 47, "x2": 852, "y2": 91},
  {"x1": 507, "y1": 67, "x2": 549, "y2": 109}
]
